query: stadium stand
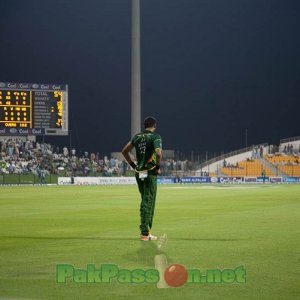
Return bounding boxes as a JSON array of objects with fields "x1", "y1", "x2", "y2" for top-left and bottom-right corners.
[
  {"x1": 199, "y1": 137, "x2": 300, "y2": 177},
  {"x1": 1, "y1": 136, "x2": 299, "y2": 179},
  {"x1": 264, "y1": 153, "x2": 300, "y2": 176},
  {"x1": 221, "y1": 159, "x2": 274, "y2": 177},
  {"x1": 221, "y1": 153, "x2": 300, "y2": 177}
]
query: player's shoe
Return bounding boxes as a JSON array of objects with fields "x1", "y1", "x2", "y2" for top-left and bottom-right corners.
[
  {"x1": 140, "y1": 233, "x2": 158, "y2": 241},
  {"x1": 149, "y1": 233, "x2": 158, "y2": 240},
  {"x1": 140, "y1": 234, "x2": 150, "y2": 241},
  {"x1": 149, "y1": 230, "x2": 158, "y2": 240}
]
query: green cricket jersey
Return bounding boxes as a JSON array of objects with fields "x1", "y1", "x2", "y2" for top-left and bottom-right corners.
[{"x1": 131, "y1": 130, "x2": 162, "y2": 171}]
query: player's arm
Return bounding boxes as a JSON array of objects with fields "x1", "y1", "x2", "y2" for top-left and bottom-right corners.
[
  {"x1": 155, "y1": 148, "x2": 162, "y2": 174},
  {"x1": 156, "y1": 148, "x2": 162, "y2": 166},
  {"x1": 153, "y1": 136, "x2": 162, "y2": 174},
  {"x1": 121, "y1": 142, "x2": 136, "y2": 169}
]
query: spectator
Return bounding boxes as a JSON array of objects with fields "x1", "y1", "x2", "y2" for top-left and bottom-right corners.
[{"x1": 63, "y1": 146, "x2": 69, "y2": 157}]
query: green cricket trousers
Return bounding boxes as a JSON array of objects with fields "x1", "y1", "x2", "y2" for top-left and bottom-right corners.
[{"x1": 135, "y1": 173, "x2": 157, "y2": 236}]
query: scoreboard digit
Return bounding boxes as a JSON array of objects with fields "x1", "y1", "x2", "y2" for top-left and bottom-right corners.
[
  {"x1": 0, "y1": 90, "x2": 31, "y2": 128},
  {"x1": 0, "y1": 82, "x2": 68, "y2": 136}
]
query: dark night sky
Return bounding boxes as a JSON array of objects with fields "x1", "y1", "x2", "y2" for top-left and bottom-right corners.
[{"x1": 0, "y1": 0, "x2": 300, "y2": 157}]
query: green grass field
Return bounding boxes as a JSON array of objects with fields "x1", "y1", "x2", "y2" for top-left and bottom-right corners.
[{"x1": 0, "y1": 184, "x2": 300, "y2": 300}]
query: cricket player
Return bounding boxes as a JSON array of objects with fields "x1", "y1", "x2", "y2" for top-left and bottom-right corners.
[{"x1": 122, "y1": 116, "x2": 162, "y2": 241}]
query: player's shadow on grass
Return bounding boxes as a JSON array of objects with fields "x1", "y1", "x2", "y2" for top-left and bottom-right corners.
[{"x1": 121, "y1": 241, "x2": 162, "y2": 266}]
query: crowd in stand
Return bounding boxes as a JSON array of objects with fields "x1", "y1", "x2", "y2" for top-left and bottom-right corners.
[
  {"x1": 268, "y1": 143, "x2": 300, "y2": 155},
  {"x1": 160, "y1": 159, "x2": 193, "y2": 174},
  {"x1": 280, "y1": 143, "x2": 299, "y2": 155},
  {"x1": 251, "y1": 145, "x2": 265, "y2": 159},
  {"x1": 223, "y1": 160, "x2": 239, "y2": 168},
  {"x1": 0, "y1": 138, "x2": 126, "y2": 176},
  {"x1": 0, "y1": 138, "x2": 195, "y2": 177},
  {"x1": 0, "y1": 138, "x2": 52, "y2": 176},
  {"x1": 266, "y1": 144, "x2": 300, "y2": 166}
]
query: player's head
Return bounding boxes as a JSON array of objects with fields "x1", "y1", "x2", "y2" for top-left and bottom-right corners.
[{"x1": 144, "y1": 116, "x2": 157, "y2": 130}]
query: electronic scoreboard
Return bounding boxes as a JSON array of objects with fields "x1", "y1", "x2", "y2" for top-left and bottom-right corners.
[{"x1": 0, "y1": 82, "x2": 68, "y2": 135}]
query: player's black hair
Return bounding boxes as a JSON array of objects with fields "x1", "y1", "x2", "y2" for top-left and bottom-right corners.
[{"x1": 144, "y1": 116, "x2": 157, "y2": 129}]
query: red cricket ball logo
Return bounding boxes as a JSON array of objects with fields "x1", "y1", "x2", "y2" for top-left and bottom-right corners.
[{"x1": 164, "y1": 264, "x2": 188, "y2": 287}]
